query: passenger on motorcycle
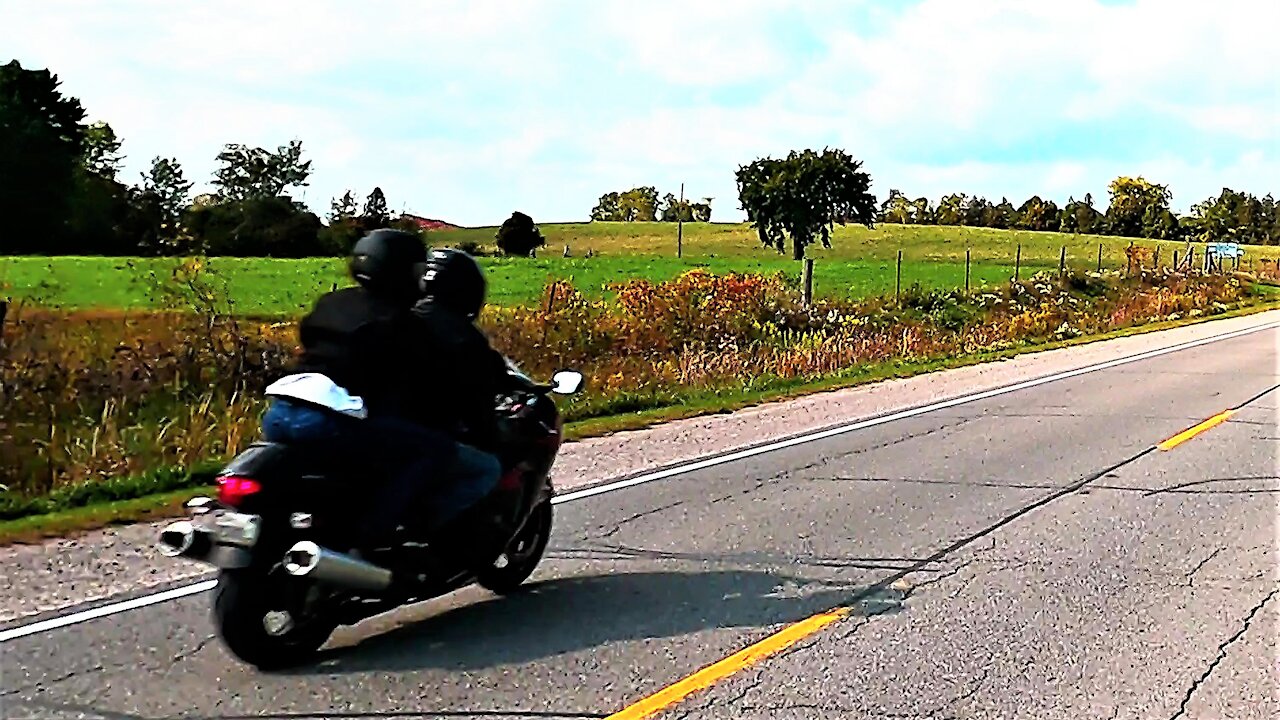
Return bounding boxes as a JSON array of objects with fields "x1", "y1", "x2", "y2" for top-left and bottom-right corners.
[{"x1": 404, "y1": 248, "x2": 518, "y2": 555}]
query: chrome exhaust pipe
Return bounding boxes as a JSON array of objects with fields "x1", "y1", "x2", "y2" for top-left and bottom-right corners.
[
  {"x1": 282, "y1": 541, "x2": 393, "y2": 592},
  {"x1": 157, "y1": 520, "x2": 213, "y2": 560}
]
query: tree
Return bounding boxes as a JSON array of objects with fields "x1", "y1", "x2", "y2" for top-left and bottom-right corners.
[
  {"x1": 82, "y1": 121, "x2": 124, "y2": 180},
  {"x1": 130, "y1": 157, "x2": 194, "y2": 253},
  {"x1": 1015, "y1": 196, "x2": 1061, "y2": 232},
  {"x1": 1186, "y1": 188, "x2": 1274, "y2": 245},
  {"x1": 736, "y1": 147, "x2": 877, "y2": 260},
  {"x1": 184, "y1": 196, "x2": 322, "y2": 257},
  {"x1": 660, "y1": 193, "x2": 713, "y2": 222},
  {"x1": 363, "y1": 186, "x2": 389, "y2": 227},
  {"x1": 878, "y1": 190, "x2": 915, "y2": 224},
  {"x1": 619, "y1": 186, "x2": 660, "y2": 222},
  {"x1": 983, "y1": 197, "x2": 1017, "y2": 229},
  {"x1": 934, "y1": 193, "x2": 968, "y2": 226},
  {"x1": 963, "y1": 197, "x2": 992, "y2": 227},
  {"x1": 1059, "y1": 194, "x2": 1101, "y2": 234},
  {"x1": 329, "y1": 190, "x2": 358, "y2": 223},
  {"x1": 495, "y1": 211, "x2": 545, "y2": 257},
  {"x1": 910, "y1": 196, "x2": 933, "y2": 225},
  {"x1": 0, "y1": 60, "x2": 88, "y2": 254},
  {"x1": 1104, "y1": 176, "x2": 1172, "y2": 238},
  {"x1": 211, "y1": 139, "x2": 312, "y2": 202},
  {"x1": 590, "y1": 191, "x2": 623, "y2": 221}
]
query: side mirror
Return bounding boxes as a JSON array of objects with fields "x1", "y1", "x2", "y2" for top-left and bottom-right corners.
[{"x1": 550, "y1": 370, "x2": 584, "y2": 395}]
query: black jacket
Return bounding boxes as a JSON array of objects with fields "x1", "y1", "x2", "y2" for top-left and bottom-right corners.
[
  {"x1": 409, "y1": 300, "x2": 512, "y2": 452},
  {"x1": 291, "y1": 286, "x2": 430, "y2": 422}
]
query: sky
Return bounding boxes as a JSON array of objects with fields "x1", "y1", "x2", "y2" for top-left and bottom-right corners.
[{"x1": 3, "y1": 0, "x2": 1277, "y2": 226}]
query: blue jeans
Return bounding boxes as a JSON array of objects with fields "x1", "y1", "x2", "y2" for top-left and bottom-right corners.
[
  {"x1": 261, "y1": 398, "x2": 499, "y2": 546},
  {"x1": 421, "y1": 442, "x2": 503, "y2": 531}
]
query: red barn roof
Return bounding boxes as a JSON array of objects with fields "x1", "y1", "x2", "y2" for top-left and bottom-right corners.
[{"x1": 401, "y1": 213, "x2": 459, "y2": 231}]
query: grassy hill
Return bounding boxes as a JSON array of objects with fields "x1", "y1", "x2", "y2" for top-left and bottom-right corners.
[{"x1": 2, "y1": 223, "x2": 1273, "y2": 315}]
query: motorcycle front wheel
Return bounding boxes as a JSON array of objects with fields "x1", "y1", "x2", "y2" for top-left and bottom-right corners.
[
  {"x1": 212, "y1": 568, "x2": 337, "y2": 671},
  {"x1": 476, "y1": 500, "x2": 552, "y2": 595}
]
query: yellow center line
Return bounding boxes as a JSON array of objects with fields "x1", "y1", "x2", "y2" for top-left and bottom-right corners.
[
  {"x1": 1157, "y1": 409, "x2": 1236, "y2": 451},
  {"x1": 603, "y1": 606, "x2": 853, "y2": 720}
]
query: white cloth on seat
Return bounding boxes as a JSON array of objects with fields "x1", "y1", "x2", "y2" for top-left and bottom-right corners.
[{"x1": 264, "y1": 373, "x2": 368, "y2": 419}]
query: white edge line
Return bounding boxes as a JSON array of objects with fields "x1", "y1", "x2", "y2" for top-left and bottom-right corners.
[
  {"x1": 0, "y1": 580, "x2": 218, "y2": 642},
  {"x1": 2, "y1": 317, "x2": 1276, "y2": 644}
]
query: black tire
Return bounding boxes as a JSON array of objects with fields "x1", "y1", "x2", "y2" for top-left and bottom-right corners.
[
  {"x1": 476, "y1": 501, "x2": 552, "y2": 595},
  {"x1": 211, "y1": 569, "x2": 337, "y2": 671}
]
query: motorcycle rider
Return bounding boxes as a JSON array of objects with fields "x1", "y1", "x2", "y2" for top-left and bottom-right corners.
[
  {"x1": 260, "y1": 228, "x2": 458, "y2": 554},
  {"x1": 404, "y1": 248, "x2": 518, "y2": 563}
]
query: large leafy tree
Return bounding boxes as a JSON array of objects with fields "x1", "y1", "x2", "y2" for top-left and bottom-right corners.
[
  {"x1": 589, "y1": 186, "x2": 661, "y2": 221},
  {"x1": 1103, "y1": 176, "x2": 1172, "y2": 238},
  {"x1": 0, "y1": 60, "x2": 88, "y2": 253},
  {"x1": 736, "y1": 148, "x2": 877, "y2": 260}
]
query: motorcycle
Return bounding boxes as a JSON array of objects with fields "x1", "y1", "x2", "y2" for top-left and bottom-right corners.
[{"x1": 156, "y1": 362, "x2": 585, "y2": 669}]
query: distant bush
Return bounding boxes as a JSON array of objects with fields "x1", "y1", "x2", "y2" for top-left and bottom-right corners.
[{"x1": 495, "y1": 211, "x2": 546, "y2": 257}]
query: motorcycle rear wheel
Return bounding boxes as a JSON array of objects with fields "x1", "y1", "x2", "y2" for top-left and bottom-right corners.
[
  {"x1": 212, "y1": 568, "x2": 337, "y2": 671},
  {"x1": 476, "y1": 500, "x2": 552, "y2": 595}
]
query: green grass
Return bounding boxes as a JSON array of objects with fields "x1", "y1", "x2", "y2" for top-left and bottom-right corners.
[{"x1": 4, "y1": 223, "x2": 1271, "y2": 314}]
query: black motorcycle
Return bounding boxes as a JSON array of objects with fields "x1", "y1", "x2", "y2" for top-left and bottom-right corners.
[{"x1": 156, "y1": 363, "x2": 584, "y2": 669}]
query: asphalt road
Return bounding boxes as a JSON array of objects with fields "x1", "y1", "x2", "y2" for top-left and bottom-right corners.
[{"x1": 2, "y1": 323, "x2": 1276, "y2": 720}]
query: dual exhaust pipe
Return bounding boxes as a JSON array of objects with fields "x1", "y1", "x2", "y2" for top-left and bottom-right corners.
[{"x1": 158, "y1": 522, "x2": 393, "y2": 593}]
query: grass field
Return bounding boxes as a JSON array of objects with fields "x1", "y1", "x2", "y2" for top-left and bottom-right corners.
[{"x1": 3, "y1": 223, "x2": 1274, "y2": 314}]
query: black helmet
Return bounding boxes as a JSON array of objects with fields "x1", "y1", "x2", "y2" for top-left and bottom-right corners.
[
  {"x1": 419, "y1": 247, "x2": 486, "y2": 318},
  {"x1": 349, "y1": 229, "x2": 428, "y2": 301}
]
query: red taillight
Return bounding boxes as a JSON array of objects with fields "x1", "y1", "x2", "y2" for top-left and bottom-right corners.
[{"x1": 217, "y1": 475, "x2": 262, "y2": 506}]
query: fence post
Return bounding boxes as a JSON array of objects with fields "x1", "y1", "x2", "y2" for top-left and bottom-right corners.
[
  {"x1": 1153, "y1": 246, "x2": 1160, "y2": 268},
  {"x1": 965, "y1": 249, "x2": 971, "y2": 294},
  {"x1": 1173, "y1": 250, "x2": 1179, "y2": 270},
  {"x1": 1014, "y1": 244, "x2": 1021, "y2": 282},
  {"x1": 802, "y1": 258, "x2": 814, "y2": 307},
  {"x1": 676, "y1": 182, "x2": 684, "y2": 259},
  {"x1": 1097, "y1": 243, "x2": 1103, "y2": 273},
  {"x1": 1059, "y1": 246, "x2": 1067, "y2": 279},
  {"x1": 0, "y1": 298, "x2": 6, "y2": 344},
  {"x1": 896, "y1": 250, "x2": 903, "y2": 303}
]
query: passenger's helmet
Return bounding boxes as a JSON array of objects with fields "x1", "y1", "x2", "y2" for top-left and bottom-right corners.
[
  {"x1": 419, "y1": 248, "x2": 486, "y2": 318},
  {"x1": 349, "y1": 229, "x2": 428, "y2": 301}
]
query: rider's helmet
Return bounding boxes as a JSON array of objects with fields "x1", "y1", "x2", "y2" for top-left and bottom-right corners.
[
  {"x1": 349, "y1": 229, "x2": 428, "y2": 301},
  {"x1": 418, "y1": 247, "x2": 486, "y2": 319}
]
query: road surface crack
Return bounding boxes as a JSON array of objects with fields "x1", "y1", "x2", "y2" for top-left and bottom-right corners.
[
  {"x1": 595, "y1": 500, "x2": 686, "y2": 539},
  {"x1": 1184, "y1": 547, "x2": 1224, "y2": 586},
  {"x1": 1168, "y1": 588, "x2": 1277, "y2": 720},
  {"x1": 708, "y1": 478, "x2": 771, "y2": 505}
]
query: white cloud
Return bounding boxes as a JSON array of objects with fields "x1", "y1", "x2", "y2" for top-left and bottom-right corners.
[{"x1": 2, "y1": 0, "x2": 1276, "y2": 226}]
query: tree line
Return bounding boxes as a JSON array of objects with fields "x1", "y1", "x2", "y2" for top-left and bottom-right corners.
[
  {"x1": 731, "y1": 149, "x2": 1278, "y2": 259},
  {"x1": 874, "y1": 182, "x2": 1279, "y2": 245},
  {"x1": 0, "y1": 60, "x2": 548, "y2": 258},
  {"x1": 4, "y1": 60, "x2": 1276, "y2": 261},
  {"x1": 589, "y1": 187, "x2": 713, "y2": 223}
]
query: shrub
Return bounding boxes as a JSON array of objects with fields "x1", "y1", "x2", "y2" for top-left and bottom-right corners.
[{"x1": 495, "y1": 211, "x2": 546, "y2": 257}]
